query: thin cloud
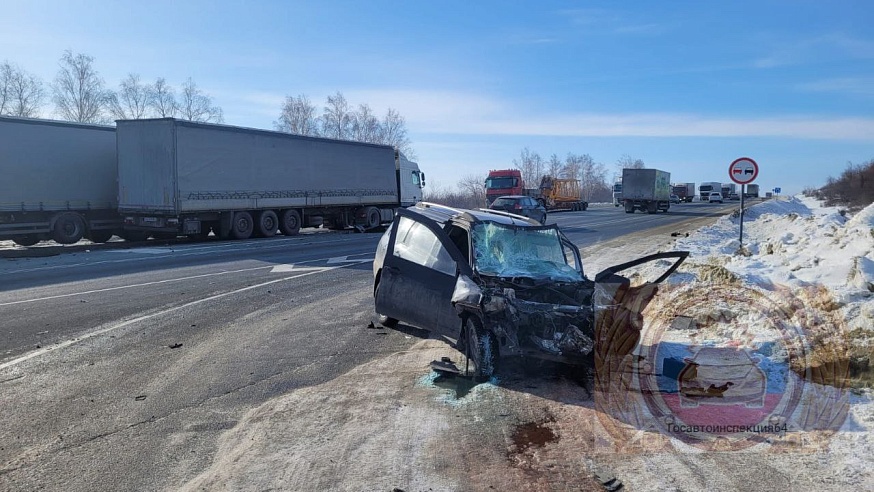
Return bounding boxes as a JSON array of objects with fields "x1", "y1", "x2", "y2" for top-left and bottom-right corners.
[{"x1": 797, "y1": 77, "x2": 874, "y2": 97}]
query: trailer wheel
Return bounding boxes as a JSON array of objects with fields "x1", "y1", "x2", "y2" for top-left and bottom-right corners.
[
  {"x1": 624, "y1": 203, "x2": 634, "y2": 214},
  {"x1": 12, "y1": 235, "x2": 40, "y2": 247},
  {"x1": 581, "y1": 202, "x2": 588, "y2": 211},
  {"x1": 256, "y1": 210, "x2": 278, "y2": 237},
  {"x1": 646, "y1": 202, "x2": 658, "y2": 214},
  {"x1": 51, "y1": 213, "x2": 86, "y2": 244},
  {"x1": 364, "y1": 207, "x2": 381, "y2": 230},
  {"x1": 88, "y1": 229, "x2": 114, "y2": 243},
  {"x1": 279, "y1": 209, "x2": 301, "y2": 236},
  {"x1": 231, "y1": 211, "x2": 254, "y2": 239}
]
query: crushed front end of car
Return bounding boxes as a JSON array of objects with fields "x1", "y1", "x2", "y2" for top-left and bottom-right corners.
[{"x1": 451, "y1": 220, "x2": 688, "y2": 367}]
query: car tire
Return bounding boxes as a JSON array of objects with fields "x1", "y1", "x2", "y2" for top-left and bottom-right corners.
[
  {"x1": 374, "y1": 279, "x2": 399, "y2": 328},
  {"x1": 463, "y1": 316, "x2": 497, "y2": 382}
]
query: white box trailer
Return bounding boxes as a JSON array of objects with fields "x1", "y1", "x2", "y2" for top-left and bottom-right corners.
[
  {"x1": 0, "y1": 116, "x2": 120, "y2": 245},
  {"x1": 117, "y1": 118, "x2": 425, "y2": 239},
  {"x1": 621, "y1": 168, "x2": 672, "y2": 213}
]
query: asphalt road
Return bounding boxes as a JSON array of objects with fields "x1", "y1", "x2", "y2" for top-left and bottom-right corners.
[{"x1": 0, "y1": 201, "x2": 739, "y2": 491}]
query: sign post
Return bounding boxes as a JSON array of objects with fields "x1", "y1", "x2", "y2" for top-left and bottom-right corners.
[{"x1": 729, "y1": 157, "x2": 759, "y2": 250}]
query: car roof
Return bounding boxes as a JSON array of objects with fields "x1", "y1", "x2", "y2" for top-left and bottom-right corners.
[{"x1": 409, "y1": 202, "x2": 540, "y2": 227}]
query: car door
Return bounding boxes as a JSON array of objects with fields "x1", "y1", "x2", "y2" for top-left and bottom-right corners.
[{"x1": 374, "y1": 209, "x2": 468, "y2": 335}]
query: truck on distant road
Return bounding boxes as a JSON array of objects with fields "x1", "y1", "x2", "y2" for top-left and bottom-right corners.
[
  {"x1": 721, "y1": 183, "x2": 737, "y2": 198},
  {"x1": 0, "y1": 116, "x2": 121, "y2": 246},
  {"x1": 621, "y1": 168, "x2": 671, "y2": 213},
  {"x1": 484, "y1": 169, "x2": 587, "y2": 211},
  {"x1": 117, "y1": 118, "x2": 425, "y2": 240},
  {"x1": 744, "y1": 184, "x2": 760, "y2": 198},
  {"x1": 699, "y1": 182, "x2": 722, "y2": 202},
  {"x1": 671, "y1": 182, "x2": 695, "y2": 203},
  {"x1": 612, "y1": 180, "x2": 622, "y2": 207}
]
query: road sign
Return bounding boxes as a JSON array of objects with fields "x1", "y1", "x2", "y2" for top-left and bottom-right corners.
[
  {"x1": 729, "y1": 157, "x2": 759, "y2": 185},
  {"x1": 775, "y1": 187, "x2": 781, "y2": 193}
]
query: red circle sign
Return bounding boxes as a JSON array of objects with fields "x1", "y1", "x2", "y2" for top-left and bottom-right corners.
[{"x1": 729, "y1": 157, "x2": 758, "y2": 185}]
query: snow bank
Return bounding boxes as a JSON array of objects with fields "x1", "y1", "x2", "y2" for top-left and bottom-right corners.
[{"x1": 666, "y1": 196, "x2": 874, "y2": 331}]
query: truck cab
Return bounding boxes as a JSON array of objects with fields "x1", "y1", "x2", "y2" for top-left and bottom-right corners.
[
  {"x1": 485, "y1": 169, "x2": 523, "y2": 205},
  {"x1": 397, "y1": 152, "x2": 426, "y2": 207}
]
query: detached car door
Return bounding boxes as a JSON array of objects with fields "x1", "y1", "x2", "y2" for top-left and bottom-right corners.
[{"x1": 374, "y1": 210, "x2": 467, "y2": 335}]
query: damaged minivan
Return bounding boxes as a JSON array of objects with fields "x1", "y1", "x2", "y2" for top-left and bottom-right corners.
[{"x1": 373, "y1": 202, "x2": 688, "y2": 380}]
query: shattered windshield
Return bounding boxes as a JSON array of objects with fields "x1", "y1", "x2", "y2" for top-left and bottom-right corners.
[{"x1": 471, "y1": 222, "x2": 582, "y2": 282}]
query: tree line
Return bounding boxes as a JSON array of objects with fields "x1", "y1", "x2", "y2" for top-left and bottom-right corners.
[
  {"x1": 274, "y1": 92, "x2": 413, "y2": 158},
  {"x1": 1, "y1": 50, "x2": 223, "y2": 124},
  {"x1": 425, "y1": 151, "x2": 646, "y2": 208},
  {"x1": 807, "y1": 159, "x2": 874, "y2": 209},
  {"x1": 1, "y1": 51, "x2": 415, "y2": 157}
]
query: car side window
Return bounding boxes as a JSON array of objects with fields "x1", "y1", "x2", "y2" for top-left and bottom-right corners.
[{"x1": 392, "y1": 216, "x2": 457, "y2": 276}]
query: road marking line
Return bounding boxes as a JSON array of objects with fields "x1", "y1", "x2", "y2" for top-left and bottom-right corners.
[
  {"x1": 0, "y1": 252, "x2": 375, "y2": 306},
  {"x1": 0, "y1": 266, "x2": 349, "y2": 371}
]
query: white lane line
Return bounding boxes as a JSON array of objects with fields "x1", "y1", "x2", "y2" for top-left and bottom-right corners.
[
  {"x1": 1, "y1": 252, "x2": 376, "y2": 306},
  {"x1": 2, "y1": 235, "x2": 378, "y2": 275},
  {"x1": 0, "y1": 265, "x2": 274, "y2": 307},
  {"x1": 0, "y1": 265, "x2": 349, "y2": 371}
]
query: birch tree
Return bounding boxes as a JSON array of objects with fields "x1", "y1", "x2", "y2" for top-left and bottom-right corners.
[
  {"x1": 52, "y1": 50, "x2": 110, "y2": 123},
  {"x1": 321, "y1": 91, "x2": 352, "y2": 139},
  {"x1": 0, "y1": 61, "x2": 44, "y2": 117},
  {"x1": 275, "y1": 94, "x2": 319, "y2": 136},
  {"x1": 109, "y1": 73, "x2": 151, "y2": 120},
  {"x1": 178, "y1": 78, "x2": 223, "y2": 123},
  {"x1": 150, "y1": 77, "x2": 177, "y2": 117}
]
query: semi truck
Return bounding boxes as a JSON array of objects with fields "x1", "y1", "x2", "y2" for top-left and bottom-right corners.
[
  {"x1": 0, "y1": 116, "x2": 122, "y2": 246},
  {"x1": 484, "y1": 169, "x2": 587, "y2": 211},
  {"x1": 612, "y1": 180, "x2": 622, "y2": 207},
  {"x1": 621, "y1": 168, "x2": 671, "y2": 214},
  {"x1": 744, "y1": 184, "x2": 760, "y2": 198},
  {"x1": 699, "y1": 182, "x2": 722, "y2": 202},
  {"x1": 721, "y1": 183, "x2": 737, "y2": 198},
  {"x1": 671, "y1": 182, "x2": 695, "y2": 203},
  {"x1": 117, "y1": 118, "x2": 426, "y2": 240}
]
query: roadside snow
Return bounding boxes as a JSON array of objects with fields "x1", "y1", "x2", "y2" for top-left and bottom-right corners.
[{"x1": 666, "y1": 196, "x2": 874, "y2": 331}]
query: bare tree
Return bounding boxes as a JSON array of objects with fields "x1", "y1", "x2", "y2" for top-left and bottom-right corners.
[
  {"x1": 616, "y1": 154, "x2": 645, "y2": 173},
  {"x1": 150, "y1": 77, "x2": 177, "y2": 117},
  {"x1": 457, "y1": 174, "x2": 487, "y2": 208},
  {"x1": 52, "y1": 50, "x2": 110, "y2": 123},
  {"x1": 379, "y1": 107, "x2": 414, "y2": 158},
  {"x1": 0, "y1": 61, "x2": 44, "y2": 117},
  {"x1": 275, "y1": 94, "x2": 319, "y2": 136},
  {"x1": 513, "y1": 147, "x2": 544, "y2": 187},
  {"x1": 546, "y1": 153, "x2": 563, "y2": 178},
  {"x1": 351, "y1": 103, "x2": 381, "y2": 143},
  {"x1": 178, "y1": 78, "x2": 223, "y2": 123},
  {"x1": 109, "y1": 73, "x2": 151, "y2": 120},
  {"x1": 321, "y1": 91, "x2": 353, "y2": 139}
]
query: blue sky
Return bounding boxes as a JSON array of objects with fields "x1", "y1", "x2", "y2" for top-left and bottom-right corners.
[{"x1": 3, "y1": 1, "x2": 873, "y2": 194}]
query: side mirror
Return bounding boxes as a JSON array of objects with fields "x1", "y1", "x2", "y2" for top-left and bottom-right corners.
[{"x1": 420, "y1": 172, "x2": 426, "y2": 188}]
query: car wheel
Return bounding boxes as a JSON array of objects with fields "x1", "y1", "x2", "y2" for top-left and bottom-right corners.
[
  {"x1": 374, "y1": 279, "x2": 399, "y2": 328},
  {"x1": 463, "y1": 316, "x2": 497, "y2": 382},
  {"x1": 11, "y1": 235, "x2": 40, "y2": 246}
]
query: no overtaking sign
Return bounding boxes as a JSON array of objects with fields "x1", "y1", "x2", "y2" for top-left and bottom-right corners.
[{"x1": 729, "y1": 157, "x2": 758, "y2": 185}]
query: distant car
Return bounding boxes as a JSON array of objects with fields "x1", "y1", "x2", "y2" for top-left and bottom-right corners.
[
  {"x1": 708, "y1": 192, "x2": 723, "y2": 203},
  {"x1": 488, "y1": 195, "x2": 547, "y2": 224},
  {"x1": 729, "y1": 193, "x2": 740, "y2": 201},
  {"x1": 670, "y1": 194, "x2": 681, "y2": 204}
]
